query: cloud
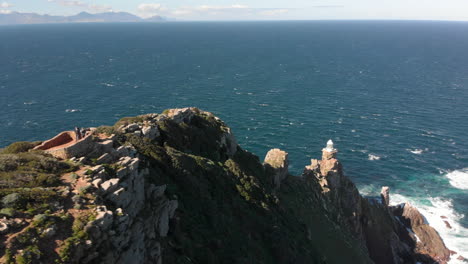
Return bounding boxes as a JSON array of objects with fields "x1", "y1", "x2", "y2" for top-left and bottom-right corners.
[
  {"x1": 172, "y1": 9, "x2": 192, "y2": 16},
  {"x1": 89, "y1": 4, "x2": 113, "y2": 13},
  {"x1": 0, "y1": 9, "x2": 12, "y2": 14},
  {"x1": 196, "y1": 5, "x2": 249, "y2": 11},
  {"x1": 48, "y1": 0, "x2": 113, "y2": 13},
  {"x1": 136, "y1": 3, "x2": 289, "y2": 19},
  {"x1": 48, "y1": 0, "x2": 86, "y2": 7},
  {"x1": 313, "y1": 5, "x2": 344, "y2": 8},
  {"x1": 259, "y1": 9, "x2": 289, "y2": 16},
  {"x1": 137, "y1": 3, "x2": 167, "y2": 18},
  {"x1": 1, "y1": 2, "x2": 12, "y2": 8}
]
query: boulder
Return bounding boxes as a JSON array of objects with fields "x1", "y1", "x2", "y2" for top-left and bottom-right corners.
[
  {"x1": 164, "y1": 107, "x2": 197, "y2": 124},
  {"x1": 263, "y1": 148, "x2": 289, "y2": 188},
  {"x1": 95, "y1": 206, "x2": 114, "y2": 230},
  {"x1": 42, "y1": 225, "x2": 56, "y2": 238},
  {"x1": 101, "y1": 178, "x2": 120, "y2": 193},
  {"x1": 123, "y1": 124, "x2": 140, "y2": 133},
  {"x1": 381, "y1": 186, "x2": 390, "y2": 207},
  {"x1": 96, "y1": 153, "x2": 114, "y2": 165},
  {"x1": 142, "y1": 125, "x2": 160, "y2": 139}
]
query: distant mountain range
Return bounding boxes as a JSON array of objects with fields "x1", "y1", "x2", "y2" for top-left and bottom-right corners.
[{"x1": 0, "y1": 11, "x2": 166, "y2": 25}]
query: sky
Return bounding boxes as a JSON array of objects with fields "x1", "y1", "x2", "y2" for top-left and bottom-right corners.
[{"x1": 1, "y1": 0, "x2": 468, "y2": 21}]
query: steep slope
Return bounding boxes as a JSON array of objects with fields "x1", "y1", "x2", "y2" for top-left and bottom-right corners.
[{"x1": 0, "y1": 108, "x2": 453, "y2": 264}]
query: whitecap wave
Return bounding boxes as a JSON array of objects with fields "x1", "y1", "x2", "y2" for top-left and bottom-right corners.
[
  {"x1": 409, "y1": 149, "x2": 424, "y2": 154},
  {"x1": 446, "y1": 169, "x2": 468, "y2": 190},
  {"x1": 391, "y1": 194, "x2": 468, "y2": 263},
  {"x1": 65, "y1": 109, "x2": 81, "y2": 113},
  {"x1": 368, "y1": 154, "x2": 380, "y2": 161}
]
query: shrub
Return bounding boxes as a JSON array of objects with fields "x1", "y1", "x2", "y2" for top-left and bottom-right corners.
[
  {"x1": 4, "y1": 249, "x2": 13, "y2": 264},
  {"x1": 113, "y1": 116, "x2": 145, "y2": 129},
  {"x1": 0, "y1": 208, "x2": 15, "y2": 217},
  {"x1": 1, "y1": 141, "x2": 41, "y2": 154},
  {"x1": 95, "y1": 126, "x2": 116, "y2": 135},
  {"x1": 32, "y1": 214, "x2": 47, "y2": 226},
  {"x1": 78, "y1": 185, "x2": 91, "y2": 196},
  {"x1": 0, "y1": 155, "x2": 19, "y2": 171},
  {"x1": 2, "y1": 193, "x2": 20, "y2": 208}
]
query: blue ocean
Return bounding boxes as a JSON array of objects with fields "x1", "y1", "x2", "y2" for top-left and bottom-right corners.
[{"x1": 0, "y1": 21, "x2": 467, "y2": 258}]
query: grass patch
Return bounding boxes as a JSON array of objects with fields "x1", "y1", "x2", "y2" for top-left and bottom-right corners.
[{"x1": 1, "y1": 141, "x2": 42, "y2": 154}]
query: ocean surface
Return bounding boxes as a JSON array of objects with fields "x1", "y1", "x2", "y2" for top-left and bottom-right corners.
[{"x1": 0, "y1": 21, "x2": 467, "y2": 260}]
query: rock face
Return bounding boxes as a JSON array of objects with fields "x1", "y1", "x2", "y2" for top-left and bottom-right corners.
[
  {"x1": 381, "y1": 186, "x2": 390, "y2": 207},
  {"x1": 302, "y1": 147, "x2": 451, "y2": 264},
  {"x1": 263, "y1": 148, "x2": 289, "y2": 188},
  {"x1": 393, "y1": 203, "x2": 451, "y2": 263},
  {"x1": 0, "y1": 108, "x2": 452, "y2": 264}
]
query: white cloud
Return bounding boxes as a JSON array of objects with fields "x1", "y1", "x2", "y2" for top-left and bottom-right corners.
[
  {"x1": 48, "y1": 0, "x2": 86, "y2": 7},
  {"x1": 137, "y1": 3, "x2": 167, "y2": 18},
  {"x1": 135, "y1": 3, "x2": 290, "y2": 20},
  {"x1": 259, "y1": 9, "x2": 289, "y2": 16},
  {"x1": 196, "y1": 5, "x2": 249, "y2": 11},
  {"x1": 1, "y1": 2, "x2": 12, "y2": 8},
  {"x1": 172, "y1": 9, "x2": 192, "y2": 16},
  {"x1": 48, "y1": 0, "x2": 113, "y2": 13},
  {"x1": 89, "y1": 4, "x2": 113, "y2": 13},
  {"x1": 0, "y1": 9, "x2": 12, "y2": 14}
]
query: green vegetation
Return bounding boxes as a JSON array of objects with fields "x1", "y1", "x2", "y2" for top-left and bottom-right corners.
[
  {"x1": 113, "y1": 116, "x2": 146, "y2": 130},
  {"x1": 0, "y1": 152, "x2": 76, "y2": 189},
  {"x1": 58, "y1": 212, "x2": 96, "y2": 263},
  {"x1": 1, "y1": 141, "x2": 42, "y2": 155},
  {"x1": 94, "y1": 125, "x2": 115, "y2": 136},
  {"x1": 0, "y1": 207, "x2": 15, "y2": 217}
]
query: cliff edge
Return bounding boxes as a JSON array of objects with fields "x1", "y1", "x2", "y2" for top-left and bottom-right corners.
[{"x1": 0, "y1": 108, "x2": 456, "y2": 264}]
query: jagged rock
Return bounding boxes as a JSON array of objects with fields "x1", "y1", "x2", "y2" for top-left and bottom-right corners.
[
  {"x1": 116, "y1": 145, "x2": 130, "y2": 157},
  {"x1": 142, "y1": 125, "x2": 160, "y2": 139},
  {"x1": 101, "y1": 178, "x2": 120, "y2": 193},
  {"x1": 96, "y1": 153, "x2": 114, "y2": 165},
  {"x1": 72, "y1": 194, "x2": 82, "y2": 204},
  {"x1": 95, "y1": 206, "x2": 113, "y2": 230},
  {"x1": 381, "y1": 186, "x2": 390, "y2": 206},
  {"x1": 164, "y1": 107, "x2": 197, "y2": 124},
  {"x1": 157, "y1": 200, "x2": 178, "y2": 237},
  {"x1": 147, "y1": 184, "x2": 166, "y2": 199},
  {"x1": 401, "y1": 203, "x2": 426, "y2": 227},
  {"x1": 42, "y1": 225, "x2": 56, "y2": 238},
  {"x1": 92, "y1": 178, "x2": 103, "y2": 188},
  {"x1": 90, "y1": 165, "x2": 105, "y2": 174},
  {"x1": 220, "y1": 127, "x2": 238, "y2": 157},
  {"x1": 123, "y1": 123, "x2": 140, "y2": 133},
  {"x1": 263, "y1": 148, "x2": 289, "y2": 188},
  {"x1": 396, "y1": 203, "x2": 451, "y2": 263}
]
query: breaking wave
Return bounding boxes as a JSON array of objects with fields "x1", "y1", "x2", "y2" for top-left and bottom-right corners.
[
  {"x1": 446, "y1": 169, "x2": 468, "y2": 190},
  {"x1": 391, "y1": 194, "x2": 468, "y2": 263}
]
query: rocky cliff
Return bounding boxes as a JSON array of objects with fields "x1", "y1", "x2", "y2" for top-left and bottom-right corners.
[{"x1": 0, "y1": 108, "x2": 456, "y2": 264}]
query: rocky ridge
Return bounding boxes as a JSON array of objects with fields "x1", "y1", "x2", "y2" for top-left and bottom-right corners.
[{"x1": 0, "y1": 107, "x2": 460, "y2": 264}]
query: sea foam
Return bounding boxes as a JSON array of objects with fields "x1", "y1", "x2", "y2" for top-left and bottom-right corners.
[{"x1": 446, "y1": 169, "x2": 468, "y2": 190}]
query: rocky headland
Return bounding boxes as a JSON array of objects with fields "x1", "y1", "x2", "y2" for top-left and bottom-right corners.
[{"x1": 0, "y1": 107, "x2": 460, "y2": 263}]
